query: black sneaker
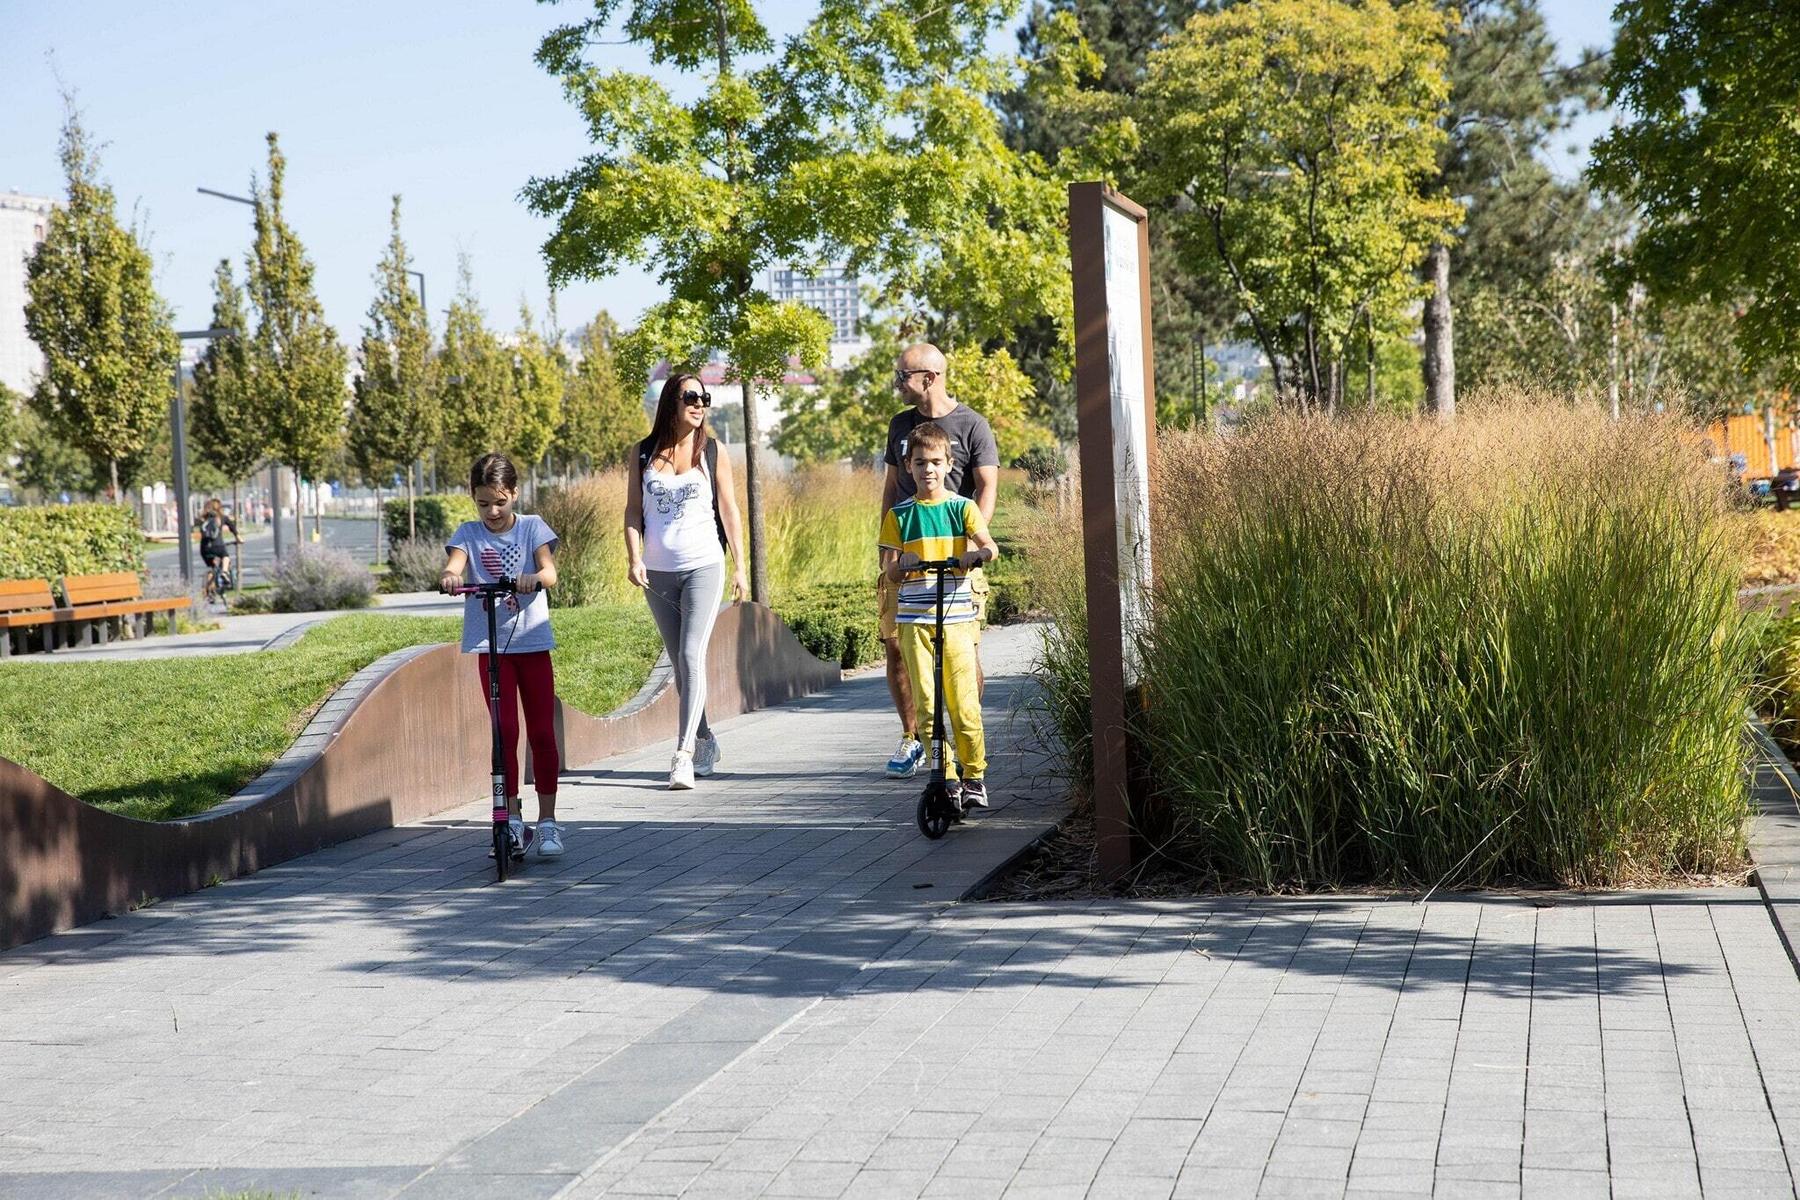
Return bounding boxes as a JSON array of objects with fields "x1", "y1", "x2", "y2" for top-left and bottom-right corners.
[{"x1": 962, "y1": 779, "x2": 989, "y2": 809}]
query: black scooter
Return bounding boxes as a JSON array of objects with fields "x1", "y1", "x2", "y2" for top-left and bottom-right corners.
[
  {"x1": 454, "y1": 577, "x2": 519, "y2": 881},
  {"x1": 903, "y1": 555, "x2": 968, "y2": 840}
]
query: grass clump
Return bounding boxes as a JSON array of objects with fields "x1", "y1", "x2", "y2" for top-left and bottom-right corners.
[
  {"x1": 268, "y1": 544, "x2": 375, "y2": 612},
  {"x1": 0, "y1": 606, "x2": 659, "y2": 822},
  {"x1": 1034, "y1": 399, "x2": 1757, "y2": 891}
]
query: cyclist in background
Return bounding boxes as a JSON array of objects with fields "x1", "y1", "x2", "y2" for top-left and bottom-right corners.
[{"x1": 196, "y1": 498, "x2": 238, "y2": 603}]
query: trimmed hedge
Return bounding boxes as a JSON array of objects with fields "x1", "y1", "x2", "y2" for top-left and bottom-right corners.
[
  {"x1": 775, "y1": 580, "x2": 881, "y2": 669},
  {"x1": 381, "y1": 493, "x2": 477, "y2": 551},
  {"x1": 0, "y1": 503, "x2": 145, "y2": 584}
]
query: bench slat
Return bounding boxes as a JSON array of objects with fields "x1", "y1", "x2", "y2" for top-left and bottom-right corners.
[
  {"x1": 0, "y1": 579, "x2": 56, "y2": 613},
  {"x1": 62, "y1": 571, "x2": 145, "y2": 606}
]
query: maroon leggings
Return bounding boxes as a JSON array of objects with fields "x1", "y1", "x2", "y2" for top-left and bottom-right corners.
[{"x1": 475, "y1": 651, "x2": 560, "y2": 798}]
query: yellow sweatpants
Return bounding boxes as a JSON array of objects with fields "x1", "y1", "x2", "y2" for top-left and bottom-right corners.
[{"x1": 899, "y1": 620, "x2": 986, "y2": 779}]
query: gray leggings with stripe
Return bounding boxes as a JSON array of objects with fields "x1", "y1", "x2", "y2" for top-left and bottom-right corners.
[{"x1": 644, "y1": 561, "x2": 724, "y2": 753}]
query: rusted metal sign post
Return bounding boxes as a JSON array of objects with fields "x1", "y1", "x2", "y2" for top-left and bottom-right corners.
[{"x1": 1069, "y1": 182, "x2": 1157, "y2": 881}]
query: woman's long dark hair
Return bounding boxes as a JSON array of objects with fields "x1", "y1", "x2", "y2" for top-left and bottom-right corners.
[{"x1": 645, "y1": 371, "x2": 711, "y2": 466}]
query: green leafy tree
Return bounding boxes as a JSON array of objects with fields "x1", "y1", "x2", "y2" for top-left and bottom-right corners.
[
  {"x1": 509, "y1": 302, "x2": 564, "y2": 498},
  {"x1": 527, "y1": 0, "x2": 1066, "y2": 601},
  {"x1": 557, "y1": 312, "x2": 645, "y2": 474},
  {"x1": 348, "y1": 196, "x2": 437, "y2": 538},
  {"x1": 9, "y1": 406, "x2": 97, "y2": 500},
  {"x1": 1591, "y1": 0, "x2": 1800, "y2": 386},
  {"x1": 190, "y1": 259, "x2": 266, "y2": 541},
  {"x1": 245, "y1": 132, "x2": 348, "y2": 544},
  {"x1": 1136, "y1": 0, "x2": 1461, "y2": 410},
  {"x1": 23, "y1": 102, "x2": 178, "y2": 501},
  {"x1": 1004, "y1": 0, "x2": 1238, "y2": 435},
  {"x1": 0, "y1": 383, "x2": 19, "y2": 482},
  {"x1": 774, "y1": 322, "x2": 904, "y2": 466},
  {"x1": 435, "y1": 258, "x2": 514, "y2": 474}
]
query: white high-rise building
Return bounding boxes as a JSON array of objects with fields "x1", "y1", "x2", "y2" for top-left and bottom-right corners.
[
  {"x1": 0, "y1": 192, "x2": 55, "y2": 398},
  {"x1": 765, "y1": 264, "x2": 869, "y2": 368}
]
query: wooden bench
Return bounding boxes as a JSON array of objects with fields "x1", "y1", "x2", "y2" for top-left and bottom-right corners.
[
  {"x1": 0, "y1": 579, "x2": 60, "y2": 658},
  {"x1": 58, "y1": 572, "x2": 189, "y2": 647}
]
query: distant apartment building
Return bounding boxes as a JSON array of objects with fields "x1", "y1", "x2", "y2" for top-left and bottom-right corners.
[
  {"x1": 765, "y1": 264, "x2": 868, "y2": 368},
  {"x1": 0, "y1": 191, "x2": 55, "y2": 397}
]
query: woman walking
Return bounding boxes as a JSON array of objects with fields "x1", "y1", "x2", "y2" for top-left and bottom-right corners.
[{"x1": 624, "y1": 371, "x2": 748, "y2": 789}]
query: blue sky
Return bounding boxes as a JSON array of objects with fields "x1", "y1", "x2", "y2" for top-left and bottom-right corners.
[{"x1": 1, "y1": 1, "x2": 1618, "y2": 341}]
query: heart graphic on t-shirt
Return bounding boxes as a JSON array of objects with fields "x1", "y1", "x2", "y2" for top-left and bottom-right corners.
[{"x1": 477, "y1": 544, "x2": 524, "y2": 613}]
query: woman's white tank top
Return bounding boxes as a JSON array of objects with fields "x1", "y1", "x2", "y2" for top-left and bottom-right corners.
[{"x1": 641, "y1": 458, "x2": 719, "y2": 572}]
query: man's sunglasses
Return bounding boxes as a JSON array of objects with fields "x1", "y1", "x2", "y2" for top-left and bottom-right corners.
[
  {"x1": 680, "y1": 390, "x2": 713, "y2": 408},
  {"x1": 895, "y1": 368, "x2": 938, "y2": 385}
]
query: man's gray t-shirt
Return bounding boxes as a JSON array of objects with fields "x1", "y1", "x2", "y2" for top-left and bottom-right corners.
[
  {"x1": 447, "y1": 514, "x2": 559, "y2": 654},
  {"x1": 883, "y1": 401, "x2": 1001, "y2": 500}
]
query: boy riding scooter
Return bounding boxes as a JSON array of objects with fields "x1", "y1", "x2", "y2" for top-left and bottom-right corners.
[{"x1": 878, "y1": 421, "x2": 1000, "y2": 834}]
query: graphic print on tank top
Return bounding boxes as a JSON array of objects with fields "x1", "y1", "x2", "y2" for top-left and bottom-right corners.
[
  {"x1": 647, "y1": 475, "x2": 701, "y2": 519},
  {"x1": 479, "y1": 543, "x2": 524, "y2": 614}
]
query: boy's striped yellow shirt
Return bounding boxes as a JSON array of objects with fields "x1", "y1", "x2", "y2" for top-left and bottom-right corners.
[{"x1": 879, "y1": 495, "x2": 986, "y2": 625}]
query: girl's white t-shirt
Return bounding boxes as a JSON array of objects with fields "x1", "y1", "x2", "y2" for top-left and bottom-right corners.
[{"x1": 641, "y1": 461, "x2": 720, "y2": 572}]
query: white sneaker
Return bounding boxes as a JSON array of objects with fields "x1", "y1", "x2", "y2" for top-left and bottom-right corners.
[
  {"x1": 694, "y1": 734, "x2": 721, "y2": 777},
  {"x1": 537, "y1": 819, "x2": 564, "y2": 858},
  {"x1": 886, "y1": 736, "x2": 924, "y2": 778},
  {"x1": 669, "y1": 750, "x2": 696, "y2": 790}
]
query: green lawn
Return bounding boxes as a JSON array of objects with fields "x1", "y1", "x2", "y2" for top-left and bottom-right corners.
[{"x1": 0, "y1": 605, "x2": 660, "y2": 823}]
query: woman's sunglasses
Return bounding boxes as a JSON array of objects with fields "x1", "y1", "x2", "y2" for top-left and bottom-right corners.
[{"x1": 680, "y1": 390, "x2": 712, "y2": 408}]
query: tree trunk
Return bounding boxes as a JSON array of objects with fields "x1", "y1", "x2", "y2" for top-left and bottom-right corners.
[
  {"x1": 407, "y1": 463, "x2": 417, "y2": 540},
  {"x1": 294, "y1": 474, "x2": 305, "y2": 548},
  {"x1": 231, "y1": 481, "x2": 243, "y2": 593},
  {"x1": 1422, "y1": 242, "x2": 1455, "y2": 421},
  {"x1": 313, "y1": 481, "x2": 323, "y2": 541},
  {"x1": 744, "y1": 377, "x2": 769, "y2": 604},
  {"x1": 1608, "y1": 300, "x2": 1621, "y2": 420},
  {"x1": 373, "y1": 485, "x2": 383, "y2": 565},
  {"x1": 1366, "y1": 310, "x2": 1376, "y2": 410},
  {"x1": 109, "y1": 459, "x2": 121, "y2": 505}
]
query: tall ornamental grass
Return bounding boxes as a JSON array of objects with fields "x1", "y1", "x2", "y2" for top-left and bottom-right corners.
[
  {"x1": 536, "y1": 458, "x2": 879, "y2": 608},
  {"x1": 1046, "y1": 400, "x2": 1756, "y2": 890}
]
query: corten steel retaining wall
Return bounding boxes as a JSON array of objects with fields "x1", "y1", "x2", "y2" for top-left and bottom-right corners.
[{"x1": 1, "y1": 603, "x2": 841, "y2": 950}]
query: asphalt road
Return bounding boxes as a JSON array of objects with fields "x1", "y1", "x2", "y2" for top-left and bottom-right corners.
[{"x1": 145, "y1": 516, "x2": 387, "y2": 586}]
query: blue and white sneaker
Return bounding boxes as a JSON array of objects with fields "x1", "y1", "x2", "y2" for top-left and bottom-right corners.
[{"x1": 886, "y1": 736, "x2": 924, "y2": 778}]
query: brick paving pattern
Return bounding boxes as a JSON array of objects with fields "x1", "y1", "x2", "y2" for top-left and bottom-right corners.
[{"x1": 3, "y1": 624, "x2": 1799, "y2": 1198}]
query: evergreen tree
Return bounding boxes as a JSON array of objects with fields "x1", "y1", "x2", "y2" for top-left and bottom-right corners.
[
  {"x1": 245, "y1": 132, "x2": 348, "y2": 545},
  {"x1": 347, "y1": 196, "x2": 437, "y2": 537},
  {"x1": 1422, "y1": 0, "x2": 1606, "y2": 416},
  {"x1": 23, "y1": 101, "x2": 178, "y2": 501},
  {"x1": 190, "y1": 259, "x2": 266, "y2": 540}
]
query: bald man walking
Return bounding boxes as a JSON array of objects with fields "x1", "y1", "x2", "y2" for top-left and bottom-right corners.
[{"x1": 878, "y1": 343, "x2": 999, "y2": 778}]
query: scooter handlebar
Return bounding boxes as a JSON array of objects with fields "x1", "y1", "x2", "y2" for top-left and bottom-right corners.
[
  {"x1": 451, "y1": 578, "x2": 517, "y2": 596},
  {"x1": 896, "y1": 555, "x2": 964, "y2": 572}
]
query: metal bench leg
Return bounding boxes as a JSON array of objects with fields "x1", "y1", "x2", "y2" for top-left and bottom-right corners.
[{"x1": 0, "y1": 632, "x2": 11, "y2": 659}]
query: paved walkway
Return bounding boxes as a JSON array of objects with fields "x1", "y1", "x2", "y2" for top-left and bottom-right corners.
[
  {"x1": 4, "y1": 625, "x2": 1800, "y2": 1199},
  {"x1": 7, "y1": 591, "x2": 463, "y2": 663}
]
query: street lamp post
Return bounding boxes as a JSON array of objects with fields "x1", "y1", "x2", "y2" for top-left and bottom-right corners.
[
  {"x1": 173, "y1": 327, "x2": 238, "y2": 586},
  {"x1": 197, "y1": 185, "x2": 285, "y2": 562}
]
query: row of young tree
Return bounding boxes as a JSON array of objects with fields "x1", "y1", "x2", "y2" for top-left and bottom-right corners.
[{"x1": 7, "y1": 109, "x2": 647, "y2": 533}]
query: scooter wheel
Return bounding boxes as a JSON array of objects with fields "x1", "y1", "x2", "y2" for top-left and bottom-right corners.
[
  {"x1": 917, "y1": 789, "x2": 950, "y2": 840},
  {"x1": 493, "y1": 823, "x2": 509, "y2": 883}
]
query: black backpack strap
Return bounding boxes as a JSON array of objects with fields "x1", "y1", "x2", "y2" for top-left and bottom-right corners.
[{"x1": 705, "y1": 436, "x2": 727, "y2": 549}]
